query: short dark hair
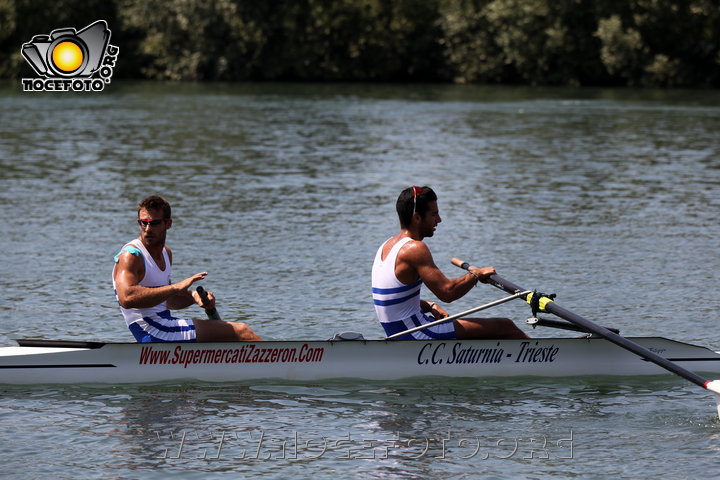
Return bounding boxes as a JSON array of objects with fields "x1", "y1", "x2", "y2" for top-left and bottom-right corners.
[
  {"x1": 138, "y1": 195, "x2": 171, "y2": 219},
  {"x1": 396, "y1": 186, "x2": 437, "y2": 228}
]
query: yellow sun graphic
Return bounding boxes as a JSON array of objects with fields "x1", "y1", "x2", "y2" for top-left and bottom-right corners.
[{"x1": 51, "y1": 41, "x2": 83, "y2": 73}]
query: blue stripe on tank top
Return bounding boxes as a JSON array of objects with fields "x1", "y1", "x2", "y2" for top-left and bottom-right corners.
[
  {"x1": 371, "y1": 280, "x2": 422, "y2": 295},
  {"x1": 373, "y1": 289, "x2": 421, "y2": 307}
]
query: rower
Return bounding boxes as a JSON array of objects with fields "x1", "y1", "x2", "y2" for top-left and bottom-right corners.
[
  {"x1": 112, "y1": 195, "x2": 262, "y2": 342},
  {"x1": 371, "y1": 186, "x2": 528, "y2": 340}
]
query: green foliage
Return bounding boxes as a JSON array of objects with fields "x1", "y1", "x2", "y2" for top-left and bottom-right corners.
[
  {"x1": 2, "y1": 0, "x2": 719, "y2": 86},
  {"x1": 118, "y1": 0, "x2": 263, "y2": 80},
  {"x1": 440, "y1": 0, "x2": 608, "y2": 85},
  {"x1": 595, "y1": 0, "x2": 720, "y2": 86},
  {"x1": 116, "y1": 0, "x2": 445, "y2": 81},
  {"x1": 596, "y1": 15, "x2": 648, "y2": 84}
]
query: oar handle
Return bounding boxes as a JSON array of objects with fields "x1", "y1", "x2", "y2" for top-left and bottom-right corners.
[
  {"x1": 196, "y1": 286, "x2": 222, "y2": 321},
  {"x1": 452, "y1": 258, "x2": 525, "y2": 293},
  {"x1": 451, "y1": 257, "x2": 470, "y2": 270}
]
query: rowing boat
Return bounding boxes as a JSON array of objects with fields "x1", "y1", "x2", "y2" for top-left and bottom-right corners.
[
  {"x1": 4, "y1": 268, "x2": 720, "y2": 418},
  {"x1": 1, "y1": 335, "x2": 720, "y2": 385}
]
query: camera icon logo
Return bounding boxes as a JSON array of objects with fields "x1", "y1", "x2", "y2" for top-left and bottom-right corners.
[{"x1": 21, "y1": 20, "x2": 119, "y2": 92}]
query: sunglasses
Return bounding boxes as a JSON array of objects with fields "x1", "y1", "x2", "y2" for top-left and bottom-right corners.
[{"x1": 137, "y1": 218, "x2": 166, "y2": 228}]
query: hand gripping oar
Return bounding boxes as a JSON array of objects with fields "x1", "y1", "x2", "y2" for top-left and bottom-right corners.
[
  {"x1": 386, "y1": 290, "x2": 532, "y2": 340},
  {"x1": 196, "y1": 286, "x2": 222, "y2": 321},
  {"x1": 451, "y1": 258, "x2": 720, "y2": 415}
]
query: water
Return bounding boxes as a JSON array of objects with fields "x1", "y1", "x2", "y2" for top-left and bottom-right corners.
[{"x1": 1, "y1": 81, "x2": 719, "y2": 478}]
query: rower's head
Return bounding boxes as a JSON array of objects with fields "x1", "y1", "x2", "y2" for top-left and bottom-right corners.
[
  {"x1": 137, "y1": 195, "x2": 172, "y2": 246},
  {"x1": 397, "y1": 186, "x2": 440, "y2": 235}
]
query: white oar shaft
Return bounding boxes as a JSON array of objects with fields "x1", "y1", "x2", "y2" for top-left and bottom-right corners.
[{"x1": 385, "y1": 291, "x2": 531, "y2": 340}]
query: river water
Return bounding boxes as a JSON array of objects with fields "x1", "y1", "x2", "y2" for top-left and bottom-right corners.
[{"x1": 0, "y1": 81, "x2": 719, "y2": 478}]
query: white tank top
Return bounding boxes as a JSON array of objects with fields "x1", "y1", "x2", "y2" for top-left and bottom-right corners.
[
  {"x1": 371, "y1": 237, "x2": 423, "y2": 326},
  {"x1": 112, "y1": 239, "x2": 172, "y2": 327}
]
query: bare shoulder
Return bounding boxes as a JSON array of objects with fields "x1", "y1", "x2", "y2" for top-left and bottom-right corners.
[
  {"x1": 399, "y1": 239, "x2": 430, "y2": 256},
  {"x1": 114, "y1": 248, "x2": 144, "y2": 271},
  {"x1": 398, "y1": 239, "x2": 434, "y2": 265},
  {"x1": 395, "y1": 239, "x2": 437, "y2": 284},
  {"x1": 113, "y1": 242, "x2": 145, "y2": 275},
  {"x1": 165, "y1": 246, "x2": 173, "y2": 264}
]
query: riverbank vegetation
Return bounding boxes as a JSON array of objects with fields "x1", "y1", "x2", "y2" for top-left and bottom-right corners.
[{"x1": 2, "y1": 0, "x2": 718, "y2": 87}]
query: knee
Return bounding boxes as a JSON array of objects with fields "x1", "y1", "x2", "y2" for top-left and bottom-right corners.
[
  {"x1": 501, "y1": 318, "x2": 519, "y2": 329},
  {"x1": 232, "y1": 322, "x2": 261, "y2": 341},
  {"x1": 233, "y1": 322, "x2": 250, "y2": 335},
  {"x1": 500, "y1": 318, "x2": 529, "y2": 338}
]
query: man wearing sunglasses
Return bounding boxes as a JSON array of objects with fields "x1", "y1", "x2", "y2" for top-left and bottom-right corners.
[
  {"x1": 372, "y1": 186, "x2": 528, "y2": 340},
  {"x1": 112, "y1": 195, "x2": 261, "y2": 342}
]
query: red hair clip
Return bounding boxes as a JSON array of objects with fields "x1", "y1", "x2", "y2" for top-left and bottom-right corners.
[{"x1": 412, "y1": 186, "x2": 422, "y2": 214}]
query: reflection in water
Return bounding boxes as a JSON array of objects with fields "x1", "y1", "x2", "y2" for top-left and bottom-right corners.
[{"x1": 1, "y1": 376, "x2": 714, "y2": 477}]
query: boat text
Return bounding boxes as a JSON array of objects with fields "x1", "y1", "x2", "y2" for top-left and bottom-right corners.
[
  {"x1": 417, "y1": 341, "x2": 559, "y2": 365},
  {"x1": 139, "y1": 344, "x2": 324, "y2": 368}
]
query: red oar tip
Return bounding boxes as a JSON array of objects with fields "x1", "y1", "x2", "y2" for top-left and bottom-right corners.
[{"x1": 704, "y1": 380, "x2": 720, "y2": 394}]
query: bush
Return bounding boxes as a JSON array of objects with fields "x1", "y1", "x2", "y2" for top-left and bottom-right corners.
[{"x1": 2, "y1": 0, "x2": 719, "y2": 86}]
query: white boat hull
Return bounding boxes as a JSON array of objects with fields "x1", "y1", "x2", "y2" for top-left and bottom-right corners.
[{"x1": 1, "y1": 337, "x2": 720, "y2": 385}]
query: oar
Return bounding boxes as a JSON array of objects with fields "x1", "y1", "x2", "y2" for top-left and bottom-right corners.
[
  {"x1": 386, "y1": 290, "x2": 532, "y2": 340},
  {"x1": 451, "y1": 258, "x2": 720, "y2": 412},
  {"x1": 196, "y1": 286, "x2": 222, "y2": 321}
]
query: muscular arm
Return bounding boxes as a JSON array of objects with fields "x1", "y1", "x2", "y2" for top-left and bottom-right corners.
[
  {"x1": 397, "y1": 241, "x2": 494, "y2": 304},
  {"x1": 113, "y1": 250, "x2": 208, "y2": 310},
  {"x1": 166, "y1": 289, "x2": 196, "y2": 310}
]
